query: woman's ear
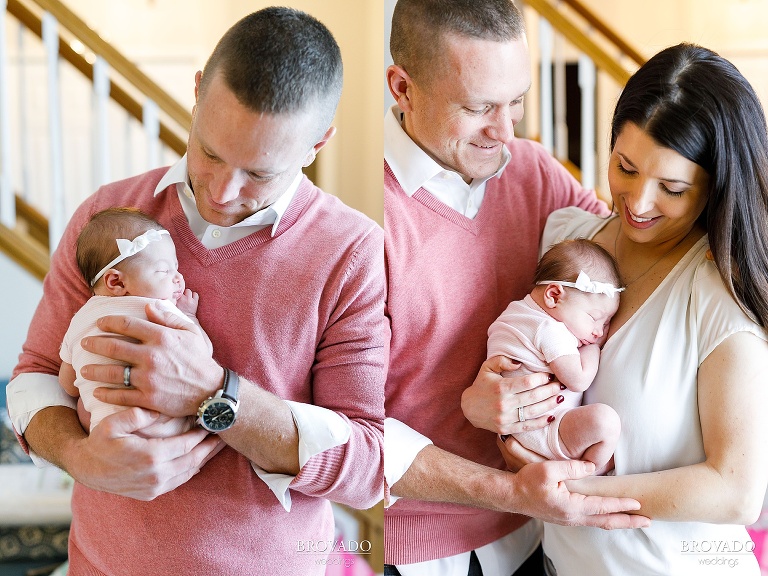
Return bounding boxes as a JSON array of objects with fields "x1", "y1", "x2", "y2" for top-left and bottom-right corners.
[
  {"x1": 542, "y1": 284, "x2": 564, "y2": 309},
  {"x1": 101, "y1": 269, "x2": 128, "y2": 296}
]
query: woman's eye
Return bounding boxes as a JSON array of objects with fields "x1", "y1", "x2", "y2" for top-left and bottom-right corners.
[
  {"x1": 660, "y1": 183, "x2": 685, "y2": 197},
  {"x1": 617, "y1": 161, "x2": 635, "y2": 175}
]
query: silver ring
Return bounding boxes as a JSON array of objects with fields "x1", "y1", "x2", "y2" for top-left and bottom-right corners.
[
  {"x1": 123, "y1": 365, "x2": 132, "y2": 387},
  {"x1": 518, "y1": 405, "x2": 526, "y2": 423}
]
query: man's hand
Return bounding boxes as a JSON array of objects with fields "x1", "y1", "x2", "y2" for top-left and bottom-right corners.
[
  {"x1": 461, "y1": 355, "x2": 564, "y2": 434},
  {"x1": 498, "y1": 436, "x2": 644, "y2": 528},
  {"x1": 26, "y1": 406, "x2": 223, "y2": 501},
  {"x1": 81, "y1": 301, "x2": 224, "y2": 417},
  {"x1": 508, "y1": 459, "x2": 650, "y2": 529},
  {"x1": 391, "y1": 443, "x2": 650, "y2": 531}
]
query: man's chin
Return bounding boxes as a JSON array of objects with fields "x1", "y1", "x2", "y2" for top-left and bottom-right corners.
[
  {"x1": 460, "y1": 155, "x2": 504, "y2": 181},
  {"x1": 199, "y1": 207, "x2": 239, "y2": 228}
]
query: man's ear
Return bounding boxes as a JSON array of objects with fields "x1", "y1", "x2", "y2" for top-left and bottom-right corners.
[
  {"x1": 303, "y1": 126, "x2": 337, "y2": 166},
  {"x1": 194, "y1": 70, "x2": 202, "y2": 103},
  {"x1": 102, "y1": 269, "x2": 128, "y2": 296},
  {"x1": 386, "y1": 64, "x2": 414, "y2": 112},
  {"x1": 542, "y1": 284, "x2": 564, "y2": 309}
]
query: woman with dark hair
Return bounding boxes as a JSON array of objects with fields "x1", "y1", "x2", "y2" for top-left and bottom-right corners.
[{"x1": 466, "y1": 43, "x2": 768, "y2": 574}]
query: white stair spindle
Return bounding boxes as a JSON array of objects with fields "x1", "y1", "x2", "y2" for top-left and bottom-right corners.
[
  {"x1": 92, "y1": 56, "x2": 110, "y2": 189},
  {"x1": 18, "y1": 22, "x2": 31, "y2": 202},
  {"x1": 42, "y1": 13, "x2": 65, "y2": 251},
  {"x1": 124, "y1": 110, "x2": 133, "y2": 179},
  {"x1": 143, "y1": 99, "x2": 160, "y2": 170},
  {"x1": 0, "y1": 0, "x2": 16, "y2": 228},
  {"x1": 554, "y1": 30, "x2": 568, "y2": 162},
  {"x1": 578, "y1": 54, "x2": 596, "y2": 190},
  {"x1": 539, "y1": 18, "x2": 554, "y2": 154}
]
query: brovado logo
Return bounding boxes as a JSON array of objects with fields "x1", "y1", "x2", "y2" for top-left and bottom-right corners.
[
  {"x1": 680, "y1": 540, "x2": 756, "y2": 554},
  {"x1": 297, "y1": 540, "x2": 372, "y2": 554}
]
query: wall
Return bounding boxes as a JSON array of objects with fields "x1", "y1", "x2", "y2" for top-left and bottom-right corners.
[{"x1": 0, "y1": 252, "x2": 42, "y2": 379}]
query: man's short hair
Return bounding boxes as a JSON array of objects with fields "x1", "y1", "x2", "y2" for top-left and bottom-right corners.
[
  {"x1": 199, "y1": 7, "x2": 343, "y2": 141},
  {"x1": 390, "y1": 0, "x2": 525, "y2": 83}
]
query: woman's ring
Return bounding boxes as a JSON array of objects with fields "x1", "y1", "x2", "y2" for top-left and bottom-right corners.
[
  {"x1": 123, "y1": 365, "x2": 132, "y2": 387},
  {"x1": 518, "y1": 405, "x2": 526, "y2": 423}
]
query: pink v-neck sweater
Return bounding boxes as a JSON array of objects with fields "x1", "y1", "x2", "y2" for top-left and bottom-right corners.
[
  {"x1": 14, "y1": 168, "x2": 385, "y2": 575},
  {"x1": 384, "y1": 138, "x2": 606, "y2": 564}
]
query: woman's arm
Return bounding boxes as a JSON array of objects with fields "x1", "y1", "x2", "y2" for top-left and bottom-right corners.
[{"x1": 567, "y1": 331, "x2": 768, "y2": 525}]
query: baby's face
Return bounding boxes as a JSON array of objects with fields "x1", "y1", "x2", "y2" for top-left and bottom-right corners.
[
  {"x1": 119, "y1": 236, "x2": 185, "y2": 303},
  {"x1": 557, "y1": 291, "x2": 620, "y2": 347}
]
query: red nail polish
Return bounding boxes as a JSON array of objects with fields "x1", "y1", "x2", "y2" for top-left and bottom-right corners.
[
  {"x1": 557, "y1": 395, "x2": 564, "y2": 403},
  {"x1": 560, "y1": 384, "x2": 566, "y2": 390},
  {"x1": 547, "y1": 415, "x2": 555, "y2": 423}
]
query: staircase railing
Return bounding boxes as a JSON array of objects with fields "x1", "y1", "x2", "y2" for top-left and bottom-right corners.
[
  {"x1": 520, "y1": 0, "x2": 646, "y2": 196},
  {"x1": 1, "y1": 0, "x2": 192, "y2": 279}
]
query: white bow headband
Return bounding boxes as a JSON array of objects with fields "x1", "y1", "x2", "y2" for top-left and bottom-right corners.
[
  {"x1": 90, "y1": 229, "x2": 170, "y2": 286},
  {"x1": 537, "y1": 270, "x2": 624, "y2": 297}
]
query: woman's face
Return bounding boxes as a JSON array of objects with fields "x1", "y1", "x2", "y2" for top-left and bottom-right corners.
[{"x1": 609, "y1": 122, "x2": 710, "y2": 246}]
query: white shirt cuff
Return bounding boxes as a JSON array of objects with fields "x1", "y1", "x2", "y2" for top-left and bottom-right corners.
[
  {"x1": 6, "y1": 372, "x2": 78, "y2": 468},
  {"x1": 384, "y1": 417, "x2": 433, "y2": 507},
  {"x1": 250, "y1": 400, "x2": 351, "y2": 511}
]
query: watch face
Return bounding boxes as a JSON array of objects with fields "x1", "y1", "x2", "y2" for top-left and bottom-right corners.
[{"x1": 202, "y1": 400, "x2": 236, "y2": 432}]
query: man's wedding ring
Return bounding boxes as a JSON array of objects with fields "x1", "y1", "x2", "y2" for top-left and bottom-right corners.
[
  {"x1": 123, "y1": 365, "x2": 132, "y2": 387},
  {"x1": 518, "y1": 406, "x2": 526, "y2": 423}
]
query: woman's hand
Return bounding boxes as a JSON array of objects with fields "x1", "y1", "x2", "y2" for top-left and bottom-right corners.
[{"x1": 462, "y1": 355, "x2": 564, "y2": 435}]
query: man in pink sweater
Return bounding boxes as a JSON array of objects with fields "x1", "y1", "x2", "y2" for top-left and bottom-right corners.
[
  {"x1": 7, "y1": 8, "x2": 384, "y2": 575},
  {"x1": 384, "y1": 1, "x2": 648, "y2": 575}
]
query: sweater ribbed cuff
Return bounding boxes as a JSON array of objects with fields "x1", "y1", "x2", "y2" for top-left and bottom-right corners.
[{"x1": 384, "y1": 509, "x2": 528, "y2": 565}]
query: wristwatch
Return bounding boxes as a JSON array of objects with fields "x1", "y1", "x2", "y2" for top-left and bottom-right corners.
[{"x1": 197, "y1": 368, "x2": 240, "y2": 433}]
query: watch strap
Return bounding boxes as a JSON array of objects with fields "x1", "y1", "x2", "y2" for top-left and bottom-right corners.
[{"x1": 221, "y1": 368, "x2": 240, "y2": 404}]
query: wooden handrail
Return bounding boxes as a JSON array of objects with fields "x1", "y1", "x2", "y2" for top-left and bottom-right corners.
[
  {"x1": 7, "y1": 0, "x2": 187, "y2": 156},
  {"x1": 561, "y1": 0, "x2": 646, "y2": 66},
  {"x1": 0, "y1": 222, "x2": 49, "y2": 280},
  {"x1": 15, "y1": 194, "x2": 49, "y2": 247},
  {"x1": 526, "y1": 0, "x2": 633, "y2": 85},
  {"x1": 32, "y1": 0, "x2": 191, "y2": 132}
]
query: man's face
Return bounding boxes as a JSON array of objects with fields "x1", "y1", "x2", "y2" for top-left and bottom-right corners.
[
  {"x1": 400, "y1": 34, "x2": 531, "y2": 182},
  {"x1": 187, "y1": 72, "x2": 327, "y2": 227}
]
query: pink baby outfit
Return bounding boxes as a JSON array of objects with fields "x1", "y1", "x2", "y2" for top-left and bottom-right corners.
[
  {"x1": 60, "y1": 295, "x2": 194, "y2": 437},
  {"x1": 13, "y1": 167, "x2": 386, "y2": 576},
  {"x1": 487, "y1": 294, "x2": 582, "y2": 460}
]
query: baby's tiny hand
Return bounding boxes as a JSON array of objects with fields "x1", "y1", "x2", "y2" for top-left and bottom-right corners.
[{"x1": 176, "y1": 288, "x2": 200, "y2": 316}]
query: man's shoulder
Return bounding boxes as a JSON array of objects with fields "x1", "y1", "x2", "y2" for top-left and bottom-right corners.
[
  {"x1": 506, "y1": 136, "x2": 549, "y2": 154},
  {"x1": 80, "y1": 167, "x2": 172, "y2": 218},
  {"x1": 98, "y1": 166, "x2": 168, "y2": 192},
  {"x1": 308, "y1": 182, "x2": 381, "y2": 238},
  {"x1": 94, "y1": 167, "x2": 169, "y2": 197}
]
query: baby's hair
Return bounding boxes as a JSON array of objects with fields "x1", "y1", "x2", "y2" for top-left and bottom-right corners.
[
  {"x1": 535, "y1": 239, "x2": 622, "y2": 289},
  {"x1": 76, "y1": 207, "x2": 165, "y2": 289}
]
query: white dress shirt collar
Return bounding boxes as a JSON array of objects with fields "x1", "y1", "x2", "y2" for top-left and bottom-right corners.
[{"x1": 154, "y1": 155, "x2": 302, "y2": 244}]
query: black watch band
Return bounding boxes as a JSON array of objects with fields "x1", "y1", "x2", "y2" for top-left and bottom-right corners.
[{"x1": 221, "y1": 368, "x2": 240, "y2": 403}]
